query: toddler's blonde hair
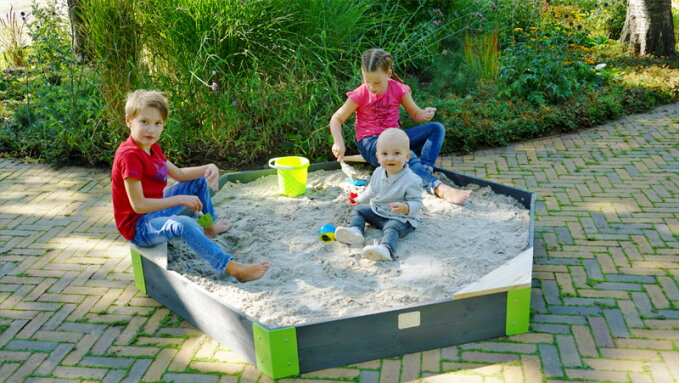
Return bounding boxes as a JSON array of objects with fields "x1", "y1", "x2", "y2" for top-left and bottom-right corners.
[
  {"x1": 377, "y1": 128, "x2": 410, "y2": 151},
  {"x1": 125, "y1": 90, "x2": 170, "y2": 122}
]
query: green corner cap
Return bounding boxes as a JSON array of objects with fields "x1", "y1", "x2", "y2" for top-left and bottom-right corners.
[
  {"x1": 130, "y1": 248, "x2": 146, "y2": 294},
  {"x1": 252, "y1": 323, "x2": 299, "y2": 379},
  {"x1": 506, "y1": 287, "x2": 531, "y2": 336}
]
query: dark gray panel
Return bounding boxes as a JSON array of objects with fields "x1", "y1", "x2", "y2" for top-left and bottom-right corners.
[
  {"x1": 142, "y1": 257, "x2": 257, "y2": 363},
  {"x1": 295, "y1": 292, "x2": 507, "y2": 372}
]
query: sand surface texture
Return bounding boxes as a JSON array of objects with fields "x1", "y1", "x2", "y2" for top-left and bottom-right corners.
[{"x1": 168, "y1": 167, "x2": 530, "y2": 328}]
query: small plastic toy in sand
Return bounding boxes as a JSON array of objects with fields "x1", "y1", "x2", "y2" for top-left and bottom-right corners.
[{"x1": 340, "y1": 160, "x2": 366, "y2": 186}]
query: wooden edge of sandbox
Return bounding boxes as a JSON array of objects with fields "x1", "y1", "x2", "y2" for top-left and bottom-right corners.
[
  {"x1": 342, "y1": 154, "x2": 367, "y2": 163},
  {"x1": 451, "y1": 247, "x2": 533, "y2": 300}
]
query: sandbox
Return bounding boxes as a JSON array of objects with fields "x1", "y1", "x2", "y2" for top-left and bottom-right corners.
[{"x1": 130, "y1": 161, "x2": 535, "y2": 379}]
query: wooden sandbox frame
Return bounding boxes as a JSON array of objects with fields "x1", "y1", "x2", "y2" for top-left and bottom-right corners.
[{"x1": 130, "y1": 161, "x2": 535, "y2": 379}]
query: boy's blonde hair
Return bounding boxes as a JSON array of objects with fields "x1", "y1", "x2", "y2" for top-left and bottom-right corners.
[
  {"x1": 125, "y1": 90, "x2": 170, "y2": 122},
  {"x1": 377, "y1": 128, "x2": 410, "y2": 150},
  {"x1": 361, "y1": 48, "x2": 404, "y2": 83}
]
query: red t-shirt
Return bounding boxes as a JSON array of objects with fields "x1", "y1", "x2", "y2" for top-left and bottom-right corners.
[
  {"x1": 111, "y1": 136, "x2": 168, "y2": 240},
  {"x1": 346, "y1": 79, "x2": 411, "y2": 141}
]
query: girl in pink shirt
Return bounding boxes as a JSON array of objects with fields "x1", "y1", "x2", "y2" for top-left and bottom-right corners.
[{"x1": 329, "y1": 49, "x2": 471, "y2": 204}]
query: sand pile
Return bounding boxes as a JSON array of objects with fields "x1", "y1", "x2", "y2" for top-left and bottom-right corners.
[{"x1": 168, "y1": 167, "x2": 530, "y2": 327}]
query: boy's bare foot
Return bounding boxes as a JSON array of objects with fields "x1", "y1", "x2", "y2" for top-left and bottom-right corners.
[
  {"x1": 435, "y1": 184, "x2": 472, "y2": 204},
  {"x1": 226, "y1": 260, "x2": 271, "y2": 282},
  {"x1": 205, "y1": 221, "x2": 232, "y2": 238}
]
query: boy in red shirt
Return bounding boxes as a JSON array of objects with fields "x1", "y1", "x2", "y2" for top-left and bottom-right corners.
[{"x1": 112, "y1": 90, "x2": 270, "y2": 282}]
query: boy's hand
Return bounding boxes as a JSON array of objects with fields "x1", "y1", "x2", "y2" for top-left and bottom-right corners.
[
  {"x1": 421, "y1": 107, "x2": 437, "y2": 121},
  {"x1": 388, "y1": 202, "x2": 409, "y2": 215},
  {"x1": 204, "y1": 164, "x2": 220, "y2": 191},
  {"x1": 179, "y1": 195, "x2": 203, "y2": 212},
  {"x1": 332, "y1": 141, "x2": 346, "y2": 160}
]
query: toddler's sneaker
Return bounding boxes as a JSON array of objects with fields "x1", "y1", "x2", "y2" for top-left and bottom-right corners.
[
  {"x1": 335, "y1": 226, "x2": 364, "y2": 245},
  {"x1": 362, "y1": 244, "x2": 392, "y2": 262}
]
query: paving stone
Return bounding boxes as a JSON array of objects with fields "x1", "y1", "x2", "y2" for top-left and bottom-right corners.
[
  {"x1": 1, "y1": 105, "x2": 678, "y2": 382},
  {"x1": 603, "y1": 309, "x2": 630, "y2": 338},
  {"x1": 162, "y1": 373, "x2": 219, "y2": 383},
  {"x1": 360, "y1": 370, "x2": 380, "y2": 383},
  {"x1": 538, "y1": 344, "x2": 562, "y2": 378},
  {"x1": 556, "y1": 335, "x2": 581, "y2": 367}
]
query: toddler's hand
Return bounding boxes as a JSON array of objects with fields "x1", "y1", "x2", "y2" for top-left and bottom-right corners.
[
  {"x1": 389, "y1": 202, "x2": 409, "y2": 215},
  {"x1": 204, "y1": 164, "x2": 220, "y2": 191},
  {"x1": 180, "y1": 195, "x2": 203, "y2": 212}
]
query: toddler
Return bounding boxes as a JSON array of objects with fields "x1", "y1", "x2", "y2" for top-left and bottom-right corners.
[{"x1": 335, "y1": 128, "x2": 422, "y2": 261}]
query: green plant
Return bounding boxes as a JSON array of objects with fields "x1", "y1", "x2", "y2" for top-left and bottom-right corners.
[
  {"x1": 0, "y1": 6, "x2": 30, "y2": 68},
  {"x1": 464, "y1": 28, "x2": 500, "y2": 83},
  {"x1": 0, "y1": 1, "x2": 109, "y2": 166},
  {"x1": 498, "y1": 24, "x2": 609, "y2": 105},
  {"x1": 80, "y1": 0, "x2": 140, "y2": 125}
]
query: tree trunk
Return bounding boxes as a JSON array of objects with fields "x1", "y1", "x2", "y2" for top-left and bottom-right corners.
[
  {"x1": 67, "y1": 0, "x2": 91, "y2": 62},
  {"x1": 619, "y1": 0, "x2": 676, "y2": 57}
]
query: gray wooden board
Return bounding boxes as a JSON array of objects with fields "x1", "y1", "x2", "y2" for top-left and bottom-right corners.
[
  {"x1": 294, "y1": 292, "x2": 507, "y2": 372},
  {"x1": 141, "y1": 256, "x2": 258, "y2": 364}
]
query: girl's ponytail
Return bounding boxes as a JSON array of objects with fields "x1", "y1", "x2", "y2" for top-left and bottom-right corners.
[{"x1": 361, "y1": 49, "x2": 403, "y2": 83}]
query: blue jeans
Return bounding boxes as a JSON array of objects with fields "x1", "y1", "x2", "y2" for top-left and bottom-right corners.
[
  {"x1": 358, "y1": 122, "x2": 444, "y2": 193},
  {"x1": 349, "y1": 204, "x2": 415, "y2": 255},
  {"x1": 131, "y1": 178, "x2": 231, "y2": 271}
]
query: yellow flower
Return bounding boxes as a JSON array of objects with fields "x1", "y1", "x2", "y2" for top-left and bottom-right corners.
[
  {"x1": 564, "y1": 61, "x2": 572, "y2": 65},
  {"x1": 513, "y1": 27, "x2": 523, "y2": 32},
  {"x1": 529, "y1": 26, "x2": 537, "y2": 30}
]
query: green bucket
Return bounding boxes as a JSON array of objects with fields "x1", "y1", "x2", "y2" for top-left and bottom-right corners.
[{"x1": 268, "y1": 156, "x2": 310, "y2": 197}]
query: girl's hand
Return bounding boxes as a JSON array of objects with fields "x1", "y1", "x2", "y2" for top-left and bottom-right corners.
[
  {"x1": 421, "y1": 107, "x2": 437, "y2": 121},
  {"x1": 178, "y1": 195, "x2": 203, "y2": 212},
  {"x1": 332, "y1": 141, "x2": 346, "y2": 160},
  {"x1": 389, "y1": 202, "x2": 409, "y2": 215},
  {"x1": 204, "y1": 164, "x2": 220, "y2": 191}
]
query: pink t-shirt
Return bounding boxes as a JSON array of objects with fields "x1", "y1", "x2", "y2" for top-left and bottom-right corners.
[{"x1": 346, "y1": 79, "x2": 411, "y2": 141}]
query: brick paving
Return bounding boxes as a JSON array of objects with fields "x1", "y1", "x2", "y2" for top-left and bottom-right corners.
[{"x1": 0, "y1": 104, "x2": 677, "y2": 382}]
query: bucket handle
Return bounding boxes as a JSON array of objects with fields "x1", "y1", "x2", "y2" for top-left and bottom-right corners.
[{"x1": 268, "y1": 157, "x2": 293, "y2": 171}]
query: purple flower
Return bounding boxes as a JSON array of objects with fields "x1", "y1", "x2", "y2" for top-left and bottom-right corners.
[
  {"x1": 211, "y1": 82, "x2": 218, "y2": 91},
  {"x1": 432, "y1": 20, "x2": 442, "y2": 26},
  {"x1": 212, "y1": 70, "x2": 217, "y2": 76},
  {"x1": 264, "y1": 103, "x2": 268, "y2": 109},
  {"x1": 231, "y1": 101, "x2": 237, "y2": 106},
  {"x1": 434, "y1": 8, "x2": 444, "y2": 16}
]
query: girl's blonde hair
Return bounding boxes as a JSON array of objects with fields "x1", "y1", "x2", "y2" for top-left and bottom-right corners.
[
  {"x1": 361, "y1": 48, "x2": 403, "y2": 83},
  {"x1": 125, "y1": 89, "x2": 170, "y2": 122}
]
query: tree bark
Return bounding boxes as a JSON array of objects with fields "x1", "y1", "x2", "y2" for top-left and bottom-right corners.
[
  {"x1": 619, "y1": 0, "x2": 676, "y2": 57},
  {"x1": 67, "y1": 0, "x2": 91, "y2": 62}
]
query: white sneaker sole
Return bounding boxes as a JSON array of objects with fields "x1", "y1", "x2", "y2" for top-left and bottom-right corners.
[
  {"x1": 335, "y1": 227, "x2": 364, "y2": 245},
  {"x1": 363, "y1": 247, "x2": 392, "y2": 262}
]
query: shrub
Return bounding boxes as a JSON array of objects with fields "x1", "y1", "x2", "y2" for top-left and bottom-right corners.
[
  {"x1": 498, "y1": 24, "x2": 609, "y2": 105},
  {"x1": 0, "y1": 1, "x2": 109, "y2": 165}
]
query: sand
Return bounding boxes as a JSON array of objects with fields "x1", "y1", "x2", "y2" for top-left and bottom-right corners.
[{"x1": 168, "y1": 166, "x2": 530, "y2": 328}]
